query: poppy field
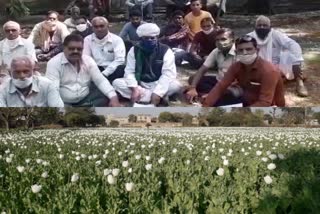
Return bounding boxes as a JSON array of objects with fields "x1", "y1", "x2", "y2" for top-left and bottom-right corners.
[{"x1": 0, "y1": 127, "x2": 319, "y2": 213}]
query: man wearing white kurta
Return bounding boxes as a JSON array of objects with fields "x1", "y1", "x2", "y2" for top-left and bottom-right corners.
[
  {"x1": 113, "y1": 23, "x2": 182, "y2": 106},
  {"x1": 248, "y1": 15, "x2": 308, "y2": 97},
  {"x1": 83, "y1": 16, "x2": 126, "y2": 83},
  {"x1": 0, "y1": 21, "x2": 37, "y2": 84}
]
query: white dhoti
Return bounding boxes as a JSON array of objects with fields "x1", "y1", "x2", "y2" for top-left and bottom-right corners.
[{"x1": 113, "y1": 78, "x2": 182, "y2": 103}]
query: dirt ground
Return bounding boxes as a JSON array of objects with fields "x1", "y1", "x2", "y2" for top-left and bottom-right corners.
[{"x1": 3, "y1": 11, "x2": 320, "y2": 107}]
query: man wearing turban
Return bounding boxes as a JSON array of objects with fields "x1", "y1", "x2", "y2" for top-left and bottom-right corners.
[{"x1": 113, "y1": 23, "x2": 182, "y2": 106}]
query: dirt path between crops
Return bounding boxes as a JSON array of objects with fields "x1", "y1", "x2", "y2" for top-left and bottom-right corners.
[{"x1": 2, "y1": 11, "x2": 319, "y2": 107}]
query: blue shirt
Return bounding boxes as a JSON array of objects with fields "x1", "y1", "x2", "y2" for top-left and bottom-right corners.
[{"x1": 119, "y1": 22, "x2": 146, "y2": 42}]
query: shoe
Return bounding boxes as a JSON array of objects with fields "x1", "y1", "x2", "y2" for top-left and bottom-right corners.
[{"x1": 296, "y1": 78, "x2": 308, "y2": 97}]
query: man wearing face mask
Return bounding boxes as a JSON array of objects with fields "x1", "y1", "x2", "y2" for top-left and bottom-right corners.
[
  {"x1": 203, "y1": 35, "x2": 285, "y2": 107},
  {"x1": 185, "y1": 28, "x2": 242, "y2": 105},
  {"x1": 0, "y1": 56, "x2": 64, "y2": 107},
  {"x1": 119, "y1": 10, "x2": 146, "y2": 53},
  {"x1": 83, "y1": 16, "x2": 126, "y2": 83},
  {"x1": 182, "y1": 17, "x2": 217, "y2": 69},
  {"x1": 0, "y1": 21, "x2": 37, "y2": 84},
  {"x1": 64, "y1": 6, "x2": 82, "y2": 33},
  {"x1": 248, "y1": 15, "x2": 308, "y2": 97},
  {"x1": 28, "y1": 11, "x2": 70, "y2": 62},
  {"x1": 46, "y1": 34, "x2": 121, "y2": 107},
  {"x1": 113, "y1": 23, "x2": 182, "y2": 106},
  {"x1": 73, "y1": 16, "x2": 93, "y2": 38}
]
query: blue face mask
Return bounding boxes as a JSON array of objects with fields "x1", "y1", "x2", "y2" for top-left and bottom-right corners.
[{"x1": 141, "y1": 39, "x2": 158, "y2": 51}]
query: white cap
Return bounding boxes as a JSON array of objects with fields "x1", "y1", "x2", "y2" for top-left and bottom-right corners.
[{"x1": 136, "y1": 23, "x2": 160, "y2": 37}]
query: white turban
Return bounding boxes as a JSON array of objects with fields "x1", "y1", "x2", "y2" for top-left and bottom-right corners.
[{"x1": 136, "y1": 23, "x2": 160, "y2": 37}]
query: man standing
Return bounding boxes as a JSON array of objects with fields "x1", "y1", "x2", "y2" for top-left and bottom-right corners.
[
  {"x1": 248, "y1": 15, "x2": 308, "y2": 97},
  {"x1": 119, "y1": 10, "x2": 146, "y2": 53},
  {"x1": 83, "y1": 16, "x2": 126, "y2": 83},
  {"x1": 0, "y1": 21, "x2": 37, "y2": 83},
  {"x1": 0, "y1": 56, "x2": 64, "y2": 107},
  {"x1": 185, "y1": 28, "x2": 241, "y2": 105},
  {"x1": 113, "y1": 23, "x2": 182, "y2": 106},
  {"x1": 203, "y1": 35, "x2": 285, "y2": 107},
  {"x1": 28, "y1": 11, "x2": 70, "y2": 62},
  {"x1": 46, "y1": 34, "x2": 121, "y2": 107}
]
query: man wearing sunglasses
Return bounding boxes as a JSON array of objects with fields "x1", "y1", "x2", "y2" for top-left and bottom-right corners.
[
  {"x1": 248, "y1": 15, "x2": 308, "y2": 97},
  {"x1": 0, "y1": 21, "x2": 37, "y2": 84},
  {"x1": 203, "y1": 35, "x2": 285, "y2": 107},
  {"x1": 113, "y1": 23, "x2": 182, "y2": 106},
  {"x1": 46, "y1": 34, "x2": 121, "y2": 107},
  {"x1": 83, "y1": 16, "x2": 126, "y2": 84},
  {"x1": 28, "y1": 11, "x2": 70, "y2": 62}
]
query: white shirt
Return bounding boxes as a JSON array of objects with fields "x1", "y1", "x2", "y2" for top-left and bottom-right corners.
[
  {"x1": 46, "y1": 53, "x2": 116, "y2": 104},
  {"x1": 0, "y1": 36, "x2": 37, "y2": 75},
  {"x1": 248, "y1": 29, "x2": 304, "y2": 65},
  {"x1": 124, "y1": 47, "x2": 177, "y2": 97},
  {"x1": 83, "y1": 33, "x2": 126, "y2": 77},
  {"x1": 0, "y1": 75, "x2": 64, "y2": 107}
]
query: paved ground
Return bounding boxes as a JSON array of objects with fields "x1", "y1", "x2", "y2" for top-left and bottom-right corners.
[{"x1": 4, "y1": 11, "x2": 320, "y2": 107}]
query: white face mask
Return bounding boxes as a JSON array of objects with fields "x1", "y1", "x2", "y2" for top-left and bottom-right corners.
[
  {"x1": 237, "y1": 53, "x2": 258, "y2": 65},
  {"x1": 76, "y1": 24, "x2": 87, "y2": 32},
  {"x1": 203, "y1": 28, "x2": 214, "y2": 35},
  {"x1": 12, "y1": 76, "x2": 33, "y2": 89}
]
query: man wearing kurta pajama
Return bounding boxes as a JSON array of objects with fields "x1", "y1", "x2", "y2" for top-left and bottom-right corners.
[
  {"x1": 248, "y1": 15, "x2": 308, "y2": 97},
  {"x1": 113, "y1": 23, "x2": 182, "y2": 106}
]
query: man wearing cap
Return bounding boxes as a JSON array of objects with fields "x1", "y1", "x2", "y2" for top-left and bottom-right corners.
[
  {"x1": 0, "y1": 21, "x2": 37, "y2": 84},
  {"x1": 113, "y1": 23, "x2": 182, "y2": 106},
  {"x1": 248, "y1": 15, "x2": 308, "y2": 97}
]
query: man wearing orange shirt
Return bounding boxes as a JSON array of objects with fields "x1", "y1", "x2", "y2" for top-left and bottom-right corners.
[
  {"x1": 203, "y1": 35, "x2": 285, "y2": 107},
  {"x1": 184, "y1": 0, "x2": 214, "y2": 40}
]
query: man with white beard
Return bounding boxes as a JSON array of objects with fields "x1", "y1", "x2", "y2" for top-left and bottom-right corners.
[
  {"x1": 248, "y1": 15, "x2": 308, "y2": 97},
  {"x1": 0, "y1": 21, "x2": 37, "y2": 84}
]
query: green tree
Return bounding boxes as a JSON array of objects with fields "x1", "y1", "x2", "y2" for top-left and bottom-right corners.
[
  {"x1": 182, "y1": 114, "x2": 194, "y2": 127},
  {"x1": 128, "y1": 114, "x2": 137, "y2": 123},
  {"x1": 109, "y1": 120, "x2": 120, "y2": 128},
  {"x1": 313, "y1": 112, "x2": 320, "y2": 124},
  {"x1": 158, "y1": 112, "x2": 174, "y2": 123},
  {"x1": 63, "y1": 107, "x2": 96, "y2": 127},
  {"x1": 0, "y1": 108, "x2": 22, "y2": 130},
  {"x1": 263, "y1": 114, "x2": 273, "y2": 125},
  {"x1": 207, "y1": 108, "x2": 226, "y2": 126},
  {"x1": 280, "y1": 107, "x2": 305, "y2": 126}
]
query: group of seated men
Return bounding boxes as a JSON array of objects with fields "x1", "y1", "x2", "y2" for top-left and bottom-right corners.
[{"x1": 0, "y1": 0, "x2": 308, "y2": 107}]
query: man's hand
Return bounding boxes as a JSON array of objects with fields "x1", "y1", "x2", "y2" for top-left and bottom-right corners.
[
  {"x1": 131, "y1": 87, "x2": 142, "y2": 103},
  {"x1": 200, "y1": 93, "x2": 208, "y2": 103},
  {"x1": 109, "y1": 96, "x2": 122, "y2": 107},
  {"x1": 151, "y1": 93, "x2": 161, "y2": 106},
  {"x1": 185, "y1": 88, "x2": 198, "y2": 103}
]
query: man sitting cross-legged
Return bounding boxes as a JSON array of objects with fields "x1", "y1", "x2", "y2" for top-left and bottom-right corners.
[
  {"x1": 113, "y1": 23, "x2": 182, "y2": 106},
  {"x1": 0, "y1": 56, "x2": 64, "y2": 107},
  {"x1": 83, "y1": 16, "x2": 126, "y2": 84},
  {"x1": 203, "y1": 35, "x2": 285, "y2": 107},
  {"x1": 46, "y1": 34, "x2": 121, "y2": 107},
  {"x1": 185, "y1": 28, "x2": 242, "y2": 106}
]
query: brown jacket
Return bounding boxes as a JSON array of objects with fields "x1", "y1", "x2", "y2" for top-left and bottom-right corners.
[{"x1": 203, "y1": 57, "x2": 285, "y2": 107}]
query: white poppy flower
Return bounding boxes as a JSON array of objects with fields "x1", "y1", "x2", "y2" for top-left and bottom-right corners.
[
  {"x1": 145, "y1": 156, "x2": 151, "y2": 161},
  {"x1": 31, "y1": 184, "x2": 42, "y2": 193},
  {"x1": 278, "y1": 154, "x2": 285, "y2": 160},
  {"x1": 135, "y1": 155, "x2": 141, "y2": 160},
  {"x1": 122, "y1": 161, "x2": 129, "y2": 168},
  {"x1": 104, "y1": 169, "x2": 111, "y2": 176},
  {"x1": 125, "y1": 182, "x2": 135, "y2": 192},
  {"x1": 6, "y1": 157, "x2": 12, "y2": 163},
  {"x1": 172, "y1": 148, "x2": 177, "y2": 154},
  {"x1": 41, "y1": 171, "x2": 49, "y2": 178},
  {"x1": 204, "y1": 156, "x2": 210, "y2": 161},
  {"x1": 267, "y1": 163, "x2": 276, "y2": 170},
  {"x1": 59, "y1": 154, "x2": 64, "y2": 159},
  {"x1": 16, "y1": 166, "x2": 25, "y2": 173},
  {"x1": 75, "y1": 156, "x2": 81, "y2": 161},
  {"x1": 158, "y1": 157, "x2": 165, "y2": 164},
  {"x1": 216, "y1": 168, "x2": 224, "y2": 176},
  {"x1": 128, "y1": 168, "x2": 133, "y2": 173},
  {"x1": 145, "y1": 164, "x2": 152, "y2": 171},
  {"x1": 112, "y1": 168, "x2": 120, "y2": 177},
  {"x1": 186, "y1": 160, "x2": 191, "y2": 165},
  {"x1": 261, "y1": 157, "x2": 269, "y2": 162},
  {"x1": 36, "y1": 159, "x2": 42, "y2": 164},
  {"x1": 25, "y1": 159, "x2": 31, "y2": 164},
  {"x1": 107, "y1": 175, "x2": 116, "y2": 185},
  {"x1": 223, "y1": 160, "x2": 229, "y2": 166},
  {"x1": 269, "y1": 154, "x2": 277, "y2": 160},
  {"x1": 264, "y1": 175, "x2": 273, "y2": 184},
  {"x1": 256, "y1": 151, "x2": 262, "y2": 156},
  {"x1": 71, "y1": 173, "x2": 79, "y2": 182}
]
